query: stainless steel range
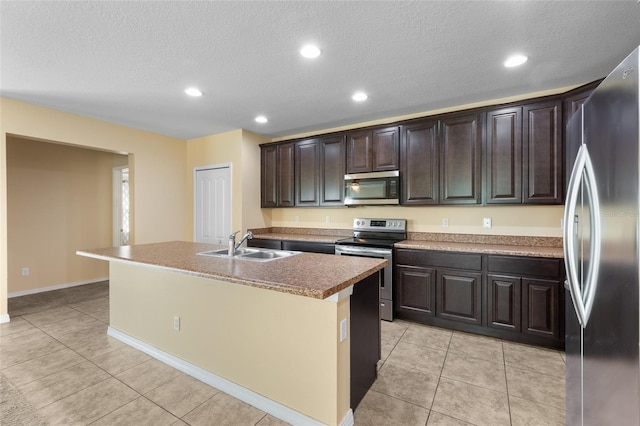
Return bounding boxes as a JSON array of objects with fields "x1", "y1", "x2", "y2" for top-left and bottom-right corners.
[{"x1": 335, "y1": 218, "x2": 407, "y2": 321}]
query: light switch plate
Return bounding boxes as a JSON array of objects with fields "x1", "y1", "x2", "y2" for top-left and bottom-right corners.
[{"x1": 483, "y1": 218, "x2": 492, "y2": 228}]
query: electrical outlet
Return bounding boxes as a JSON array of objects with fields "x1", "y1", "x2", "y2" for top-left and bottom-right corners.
[
  {"x1": 483, "y1": 218, "x2": 492, "y2": 228},
  {"x1": 442, "y1": 218, "x2": 449, "y2": 227},
  {"x1": 340, "y1": 318, "x2": 347, "y2": 342},
  {"x1": 295, "y1": 215, "x2": 300, "y2": 222},
  {"x1": 173, "y1": 316, "x2": 180, "y2": 331},
  {"x1": 21, "y1": 267, "x2": 29, "y2": 276},
  {"x1": 325, "y1": 215, "x2": 331, "y2": 224}
]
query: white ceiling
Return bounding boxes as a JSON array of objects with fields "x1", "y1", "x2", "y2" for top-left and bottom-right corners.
[{"x1": 2, "y1": 1, "x2": 640, "y2": 140}]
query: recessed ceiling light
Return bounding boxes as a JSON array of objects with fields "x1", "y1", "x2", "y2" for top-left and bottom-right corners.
[
  {"x1": 185, "y1": 87, "x2": 203, "y2": 97},
  {"x1": 300, "y1": 44, "x2": 321, "y2": 59},
  {"x1": 255, "y1": 115, "x2": 268, "y2": 124},
  {"x1": 504, "y1": 54, "x2": 528, "y2": 68},
  {"x1": 352, "y1": 92, "x2": 368, "y2": 102}
]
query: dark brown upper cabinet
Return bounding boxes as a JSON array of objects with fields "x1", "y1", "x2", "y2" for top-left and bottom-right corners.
[
  {"x1": 439, "y1": 112, "x2": 483, "y2": 205},
  {"x1": 319, "y1": 135, "x2": 346, "y2": 206},
  {"x1": 485, "y1": 98, "x2": 562, "y2": 205},
  {"x1": 295, "y1": 139, "x2": 320, "y2": 206},
  {"x1": 261, "y1": 142, "x2": 294, "y2": 207},
  {"x1": 346, "y1": 126, "x2": 399, "y2": 174},
  {"x1": 563, "y1": 80, "x2": 602, "y2": 189},
  {"x1": 486, "y1": 107, "x2": 523, "y2": 204},
  {"x1": 523, "y1": 100, "x2": 562, "y2": 204},
  {"x1": 400, "y1": 119, "x2": 439, "y2": 204},
  {"x1": 294, "y1": 134, "x2": 346, "y2": 207}
]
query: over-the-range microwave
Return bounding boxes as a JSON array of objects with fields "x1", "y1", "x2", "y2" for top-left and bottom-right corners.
[{"x1": 344, "y1": 170, "x2": 400, "y2": 205}]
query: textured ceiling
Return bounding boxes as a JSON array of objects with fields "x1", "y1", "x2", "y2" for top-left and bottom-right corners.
[{"x1": 1, "y1": 1, "x2": 640, "y2": 140}]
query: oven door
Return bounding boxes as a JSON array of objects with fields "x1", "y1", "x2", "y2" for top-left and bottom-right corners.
[{"x1": 334, "y1": 245, "x2": 393, "y2": 320}]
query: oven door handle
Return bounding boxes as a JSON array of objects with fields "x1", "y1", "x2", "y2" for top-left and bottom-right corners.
[{"x1": 335, "y1": 245, "x2": 392, "y2": 258}]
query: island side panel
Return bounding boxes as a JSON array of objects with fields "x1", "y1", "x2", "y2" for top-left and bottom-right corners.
[{"x1": 109, "y1": 261, "x2": 349, "y2": 426}]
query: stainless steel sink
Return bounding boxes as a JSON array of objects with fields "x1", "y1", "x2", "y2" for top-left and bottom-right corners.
[
  {"x1": 198, "y1": 248, "x2": 259, "y2": 256},
  {"x1": 197, "y1": 248, "x2": 300, "y2": 262}
]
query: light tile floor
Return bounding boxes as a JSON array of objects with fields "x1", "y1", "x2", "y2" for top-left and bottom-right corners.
[{"x1": 1, "y1": 282, "x2": 565, "y2": 425}]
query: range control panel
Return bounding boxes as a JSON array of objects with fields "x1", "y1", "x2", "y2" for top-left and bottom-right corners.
[{"x1": 353, "y1": 218, "x2": 407, "y2": 232}]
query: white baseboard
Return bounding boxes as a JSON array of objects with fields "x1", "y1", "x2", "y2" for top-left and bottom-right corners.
[
  {"x1": 0, "y1": 314, "x2": 10, "y2": 324},
  {"x1": 340, "y1": 409, "x2": 355, "y2": 426},
  {"x1": 108, "y1": 326, "x2": 342, "y2": 426},
  {"x1": 8, "y1": 277, "x2": 109, "y2": 298}
]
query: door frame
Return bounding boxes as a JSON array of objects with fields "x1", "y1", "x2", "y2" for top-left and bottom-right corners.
[
  {"x1": 112, "y1": 166, "x2": 129, "y2": 246},
  {"x1": 193, "y1": 163, "x2": 232, "y2": 242}
]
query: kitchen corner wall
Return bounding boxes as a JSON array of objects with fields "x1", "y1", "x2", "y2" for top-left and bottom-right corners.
[
  {"x1": 185, "y1": 129, "x2": 270, "y2": 239},
  {"x1": 0, "y1": 98, "x2": 187, "y2": 314}
]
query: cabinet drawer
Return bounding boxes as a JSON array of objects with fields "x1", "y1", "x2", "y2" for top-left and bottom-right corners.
[
  {"x1": 396, "y1": 249, "x2": 482, "y2": 271},
  {"x1": 248, "y1": 238, "x2": 282, "y2": 250},
  {"x1": 488, "y1": 255, "x2": 561, "y2": 279},
  {"x1": 282, "y1": 240, "x2": 335, "y2": 254}
]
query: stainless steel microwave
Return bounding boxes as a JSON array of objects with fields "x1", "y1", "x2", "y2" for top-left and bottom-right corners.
[{"x1": 344, "y1": 170, "x2": 400, "y2": 205}]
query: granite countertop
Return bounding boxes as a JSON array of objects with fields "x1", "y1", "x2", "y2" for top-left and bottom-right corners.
[
  {"x1": 77, "y1": 241, "x2": 386, "y2": 299},
  {"x1": 251, "y1": 228, "x2": 564, "y2": 259},
  {"x1": 394, "y1": 240, "x2": 563, "y2": 259}
]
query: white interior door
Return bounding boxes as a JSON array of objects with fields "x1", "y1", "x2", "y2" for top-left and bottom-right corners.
[{"x1": 195, "y1": 166, "x2": 231, "y2": 244}]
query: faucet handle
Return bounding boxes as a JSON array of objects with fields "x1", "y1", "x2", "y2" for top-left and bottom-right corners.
[{"x1": 229, "y1": 230, "x2": 241, "y2": 239}]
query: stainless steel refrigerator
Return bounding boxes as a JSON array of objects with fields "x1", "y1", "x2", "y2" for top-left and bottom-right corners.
[{"x1": 564, "y1": 46, "x2": 640, "y2": 425}]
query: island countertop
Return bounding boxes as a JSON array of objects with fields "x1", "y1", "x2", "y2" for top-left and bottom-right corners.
[{"x1": 77, "y1": 241, "x2": 386, "y2": 299}]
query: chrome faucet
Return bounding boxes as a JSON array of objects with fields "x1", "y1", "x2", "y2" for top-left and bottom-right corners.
[{"x1": 228, "y1": 230, "x2": 253, "y2": 256}]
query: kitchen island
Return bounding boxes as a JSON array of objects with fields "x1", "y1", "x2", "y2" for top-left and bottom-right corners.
[{"x1": 77, "y1": 241, "x2": 386, "y2": 426}]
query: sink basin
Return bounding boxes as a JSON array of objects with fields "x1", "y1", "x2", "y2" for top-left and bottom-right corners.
[
  {"x1": 197, "y1": 247, "x2": 300, "y2": 262},
  {"x1": 198, "y1": 248, "x2": 259, "y2": 257},
  {"x1": 240, "y1": 250, "x2": 296, "y2": 260}
]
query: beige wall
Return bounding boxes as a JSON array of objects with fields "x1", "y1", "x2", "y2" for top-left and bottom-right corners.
[
  {"x1": 1, "y1": 97, "x2": 187, "y2": 317},
  {"x1": 6, "y1": 137, "x2": 127, "y2": 293},
  {"x1": 185, "y1": 129, "x2": 270, "y2": 239},
  {"x1": 110, "y1": 261, "x2": 350, "y2": 425}
]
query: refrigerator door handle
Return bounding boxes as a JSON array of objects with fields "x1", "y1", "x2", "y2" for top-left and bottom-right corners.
[
  {"x1": 581, "y1": 145, "x2": 602, "y2": 327},
  {"x1": 563, "y1": 144, "x2": 602, "y2": 328}
]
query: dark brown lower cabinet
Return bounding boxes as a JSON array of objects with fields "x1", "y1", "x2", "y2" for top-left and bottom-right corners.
[
  {"x1": 437, "y1": 269, "x2": 482, "y2": 325},
  {"x1": 396, "y1": 266, "x2": 435, "y2": 316},
  {"x1": 522, "y1": 277, "x2": 560, "y2": 340},
  {"x1": 248, "y1": 238, "x2": 335, "y2": 254},
  {"x1": 350, "y1": 272, "x2": 381, "y2": 410},
  {"x1": 486, "y1": 274, "x2": 521, "y2": 332},
  {"x1": 395, "y1": 248, "x2": 564, "y2": 349}
]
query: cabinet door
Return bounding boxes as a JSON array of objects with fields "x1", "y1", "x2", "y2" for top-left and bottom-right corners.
[
  {"x1": 437, "y1": 269, "x2": 482, "y2": 324},
  {"x1": 523, "y1": 100, "x2": 562, "y2": 204},
  {"x1": 261, "y1": 145, "x2": 278, "y2": 208},
  {"x1": 522, "y1": 278, "x2": 560, "y2": 340},
  {"x1": 439, "y1": 113, "x2": 482, "y2": 204},
  {"x1": 486, "y1": 107, "x2": 522, "y2": 204},
  {"x1": 372, "y1": 126, "x2": 399, "y2": 171},
  {"x1": 396, "y1": 265, "x2": 436, "y2": 317},
  {"x1": 346, "y1": 129, "x2": 372, "y2": 173},
  {"x1": 277, "y1": 143, "x2": 295, "y2": 207},
  {"x1": 295, "y1": 140, "x2": 320, "y2": 206},
  {"x1": 400, "y1": 120, "x2": 439, "y2": 204},
  {"x1": 320, "y1": 135, "x2": 346, "y2": 206},
  {"x1": 563, "y1": 80, "x2": 601, "y2": 189},
  {"x1": 486, "y1": 274, "x2": 521, "y2": 331}
]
